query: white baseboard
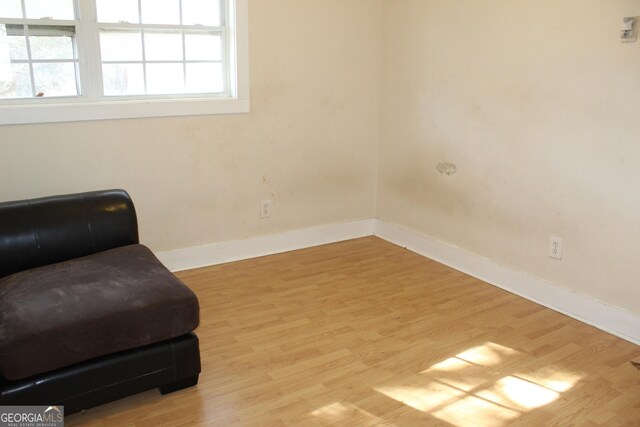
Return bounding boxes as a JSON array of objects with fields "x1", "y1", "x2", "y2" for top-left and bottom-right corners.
[
  {"x1": 374, "y1": 220, "x2": 640, "y2": 345},
  {"x1": 156, "y1": 219, "x2": 376, "y2": 272},
  {"x1": 156, "y1": 217, "x2": 639, "y2": 345}
]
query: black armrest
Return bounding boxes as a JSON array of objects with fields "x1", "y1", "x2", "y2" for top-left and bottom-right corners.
[{"x1": 0, "y1": 189, "x2": 139, "y2": 278}]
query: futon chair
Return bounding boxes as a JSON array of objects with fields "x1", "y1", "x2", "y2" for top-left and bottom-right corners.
[{"x1": 0, "y1": 189, "x2": 201, "y2": 415}]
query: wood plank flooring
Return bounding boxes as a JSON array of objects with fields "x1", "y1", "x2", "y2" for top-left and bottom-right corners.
[{"x1": 67, "y1": 237, "x2": 640, "y2": 426}]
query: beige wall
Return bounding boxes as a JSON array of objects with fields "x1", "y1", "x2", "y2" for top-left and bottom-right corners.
[
  {"x1": 0, "y1": 0, "x2": 383, "y2": 252},
  {"x1": 378, "y1": 0, "x2": 640, "y2": 315},
  {"x1": 2, "y1": 0, "x2": 638, "y2": 317}
]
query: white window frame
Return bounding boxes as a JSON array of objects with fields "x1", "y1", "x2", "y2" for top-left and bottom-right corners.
[{"x1": 0, "y1": 0, "x2": 249, "y2": 125}]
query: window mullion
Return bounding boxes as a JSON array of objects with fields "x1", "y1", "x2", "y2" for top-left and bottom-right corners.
[
  {"x1": 75, "y1": 0, "x2": 101, "y2": 100},
  {"x1": 0, "y1": 18, "x2": 77, "y2": 26},
  {"x1": 221, "y1": 0, "x2": 228, "y2": 95},
  {"x1": 22, "y1": 25, "x2": 37, "y2": 97},
  {"x1": 222, "y1": 27, "x2": 229, "y2": 96},
  {"x1": 19, "y1": 0, "x2": 26, "y2": 19},
  {"x1": 179, "y1": 0, "x2": 186, "y2": 92},
  {"x1": 95, "y1": 22, "x2": 223, "y2": 31},
  {"x1": 226, "y1": 0, "x2": 236, "y2": 98},
  {"x1": 17, "y1": 0, "x2": 36, "y2": 98},
  {"x1": 138, "y1": 0, "x2": 148, "y2": 95}
]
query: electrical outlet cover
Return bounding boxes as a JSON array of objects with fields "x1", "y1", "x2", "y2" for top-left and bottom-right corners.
[
  {"x1": 260, "y1": 200, "x2": 271, "y2": 219},
  {"x1": 549, "y1": 236, "x2": 563, "y2": 260}
]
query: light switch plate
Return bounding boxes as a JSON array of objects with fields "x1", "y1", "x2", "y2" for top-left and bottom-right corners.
[{"x1": 622, "y1": 17, "x2": 638, "y2": 43}]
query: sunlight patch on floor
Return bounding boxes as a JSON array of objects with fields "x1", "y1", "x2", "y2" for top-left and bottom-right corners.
[
  {"x1": 310, "y1": 401, "x2": 394, "y2": 426},
  {"x1": 478, "y1": 376, "x2": 559, "y2": 410},
  {"x1": 371, "y1": 342, "x2": 585, "y2": 426},
  {"x1": 375, "y1": 384, "x2": 466, "y2": 413},
  {"x1": 422, "y1": 358, "x2": 487, "y2": 392},
  {"x1": 449, "y1": 342, "x2": 520, "y2": 367},
  {"x1": 513, "y1": 367, "x2": 583, "y2": 393},
  {"x1": 432, "y1": 395, "x2": 521, "y2": 426}
]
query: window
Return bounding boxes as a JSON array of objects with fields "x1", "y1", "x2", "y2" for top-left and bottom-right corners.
[
  {"x1": 0, "y1": 0, "x2": 249, "y2": 125},
  {"x1": 1, "y1": 23, "x2": 79, "y2": 98}
]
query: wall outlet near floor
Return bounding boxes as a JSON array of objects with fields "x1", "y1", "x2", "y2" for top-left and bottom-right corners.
[
  {"x1": 260, "y1": 200, "x2": 272, "y2": 219},
  {"x1": 549, "y1": 236, "x2": 563, "y2": 260}
]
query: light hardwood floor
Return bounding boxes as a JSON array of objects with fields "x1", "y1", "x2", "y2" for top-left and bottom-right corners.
[{"x1": 67, "y1": 237, "x2": 640, "y2": 426}]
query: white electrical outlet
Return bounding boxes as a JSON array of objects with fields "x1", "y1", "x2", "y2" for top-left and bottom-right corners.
[
  {"x1": 260, "y1": 200, "x2": 271, "y2": 219},
  {"x1": 549, "y1": 236, "x2": 563, "y2": 260}
]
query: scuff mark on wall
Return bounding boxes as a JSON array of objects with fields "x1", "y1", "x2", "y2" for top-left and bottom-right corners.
[{"x1": 437, "y1": 161, "x2": 457, "y2": 176}]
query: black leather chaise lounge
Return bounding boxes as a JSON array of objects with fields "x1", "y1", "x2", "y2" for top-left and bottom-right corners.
[{"x1": 0, "y1": 189, "x2": 201, "y2": 415}]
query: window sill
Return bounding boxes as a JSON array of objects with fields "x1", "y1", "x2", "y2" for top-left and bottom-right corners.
[{"x1": 0, "y1": 96, "x2": 250, "y2": 126}]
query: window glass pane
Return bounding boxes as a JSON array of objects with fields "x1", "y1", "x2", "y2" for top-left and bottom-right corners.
[
  {"x1": 0, "y1": 1, "x2": 23, "y2": 19},
  {"x1": 0, "y1": 64, "x2": 33, "y2": 98},
  {"x1": 30, "y1": 35, "x2": 75, "y2": 60},
  {"x1": 185, "y1": 33, "x2": 221, "y2": 61},
  {"x1": 144, "y1": 32, "x2": 182, "y2": 61},
  {"x1": 182, "y1": 0, "x2": 220, "y2": 26},
  {"x1": 186, "y1": 62, "x2": 223, "y2": 93},
  {"x1": 33, "y1": 62, "x2": 78, "y2": 97},
  {"x1": 100, "y1": 31, "x2": 142, "y2": 61},
  {"x1": 146, "y1": 63, "x2": 183, "y2": 94},
  {"x1": 103, "y1": 63, "x2": 145, "y2": 96},
  {"x1": 25, "y1": 0, "x2": 74, "y2": 20},
  {"x1": 1, "y1": 26, "x2": 13, "y2": 82},
  {"x1": 96, "y1": 0, "x2": 139, "y2": 24},
  {"x1": 141, "y1": 0, "x2": 180, "y2": 25},
  {"x1": 8, "y1": 35, "x2": 28, "y2": 60}
]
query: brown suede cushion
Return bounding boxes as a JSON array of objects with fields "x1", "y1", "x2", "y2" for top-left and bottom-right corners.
[{"x1": 0, "y1": 244, "x2": 199, "y2": 381}]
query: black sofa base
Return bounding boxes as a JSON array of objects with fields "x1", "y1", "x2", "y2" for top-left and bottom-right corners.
[{"x1": 0, "y1": 333, "x2": 200, "y2": 415}]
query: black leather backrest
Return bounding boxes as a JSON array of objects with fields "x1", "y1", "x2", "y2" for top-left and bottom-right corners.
[{"x1": 0, "y1": 189, "x2": 139, "y2": 278}]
